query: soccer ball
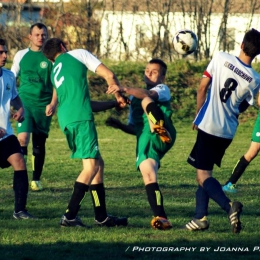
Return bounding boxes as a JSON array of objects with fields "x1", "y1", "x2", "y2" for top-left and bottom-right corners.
[{"x1": 172, "y1": 29, "x2": 198, "y2": 55}]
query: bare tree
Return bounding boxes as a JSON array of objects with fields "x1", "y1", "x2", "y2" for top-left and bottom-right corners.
[{"x1": 2, "y1": 0, "x2": 260, "y2": 61}]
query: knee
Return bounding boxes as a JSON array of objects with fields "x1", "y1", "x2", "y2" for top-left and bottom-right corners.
[
  {"x1": 18, "y1": 135, "x2": 29, "y2": 147},
  {"x1": 9, "y1": 154, "x2": 26, "y2": 171},
  {"x1": 32, "y1": 134, "x2": 47, "y2": 155},
  {"x1": 196, "y1": 176, "x2": 204, "y2": 186}
]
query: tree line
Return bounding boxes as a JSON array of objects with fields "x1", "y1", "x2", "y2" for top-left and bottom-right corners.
[{"x1": 1, "y1": 0, "x2": 260, "y2": 61}]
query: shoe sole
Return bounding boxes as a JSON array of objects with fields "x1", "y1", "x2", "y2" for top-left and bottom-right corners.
[
  {"x1": 13, "y1": 215, "x2": 37, "y2": 220},
  {"x1": 60, "y1": 224, "x2": 86, "y2": 228},
  {"x1": 153, "y1": 126, "x2": 172, "y2": 143}
]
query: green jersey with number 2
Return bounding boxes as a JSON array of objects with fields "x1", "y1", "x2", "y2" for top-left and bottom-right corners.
[{"x1": 51, "y1": 50, "x2": 101, "y2": 130}]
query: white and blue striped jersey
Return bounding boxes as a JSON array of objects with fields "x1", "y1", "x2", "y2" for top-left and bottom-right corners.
[
  {"x1": 128, "y1": 84, "x2": 171, "y2": 125},
  {"x1": 0, "y1": 68, "x2": 18, "y2": 141},
  {"x1": 194, "y1": 52, "x2": 260, "y2": 139}
]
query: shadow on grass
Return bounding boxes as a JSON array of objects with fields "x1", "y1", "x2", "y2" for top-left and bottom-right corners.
[{"x1": 0, "y1": 240, "x2": 259, "y2": 260}]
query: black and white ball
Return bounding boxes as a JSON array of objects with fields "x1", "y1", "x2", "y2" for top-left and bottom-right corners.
[{"x1": 172, "y1": 29, "x2": 198, "y2": 55}]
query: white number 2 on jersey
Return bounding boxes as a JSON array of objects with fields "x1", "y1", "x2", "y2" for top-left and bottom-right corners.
[{"x1": 53, "y1": 62, "x2": 64, "y2": 88}]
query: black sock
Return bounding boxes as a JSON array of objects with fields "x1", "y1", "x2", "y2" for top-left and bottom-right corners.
[
  {"x1": 32, "y1": 146, "x2": 45, "y2": 181},
  {"x1": 89, "y1": 183, "x2": 107, "y2": 222},
  {"x1": 20, "y1": 146, "x2": 28, "y2": 162},
  {"x1": 145, "y1": 183, "x2": 167, "y2": 218},
  {"x1": 13, "y1": 170, "x2": 28, "y2": 213},
  {"x1": 194, "y1": 185, "x2": 209, "y2": 219},
  {"x1": 203, "y1": 177, "x2": 230, "y2": 213},
  {"x1": 227, "y1": 156, "x2": 249, "y2": 184},
  {"x1": 65, "y1": 182, "x2": 88, "y2": 220},
  {"x1": 146, "y1": 102, "x2": 165, "y2": 126}
]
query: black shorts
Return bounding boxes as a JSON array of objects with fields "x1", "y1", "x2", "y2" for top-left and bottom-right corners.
[
  {"x1": 187, "y1": 129, "x2": 232, "y2": 171},
  {"x1": 0, "y1": 135, "x2": 22, "y2": 169}
]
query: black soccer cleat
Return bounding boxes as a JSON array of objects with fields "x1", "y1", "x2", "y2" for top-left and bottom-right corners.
[
  {"x1": 95, "y1": 215, "x2": 128, "y2": 227},
  {"x1": 60, "y1": 215, "x2": 86, "y2": 228},
  {"x1": 13, "y1": 210, "x2": 37, "y2": 220},
  {"x1": 228, "y1": 201, "x2": 243, "y2": 234},
  {"x1": 184, "y1": 216, "x2": 209, "y2": 231}
]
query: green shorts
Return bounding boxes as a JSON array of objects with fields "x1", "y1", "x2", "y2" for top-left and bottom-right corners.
[
  {"x1": 64, "y1": 121, "x2": 100, "y2": 159},
  {"x1": 16, "y1": 105, "x2": 52, "y2": 136},
  {"x1": 251, "y1": 112, "x2": 260, "y2": 143},
  {"x1": 136, "y1": 122, "x2": 176, "y2": 168}
]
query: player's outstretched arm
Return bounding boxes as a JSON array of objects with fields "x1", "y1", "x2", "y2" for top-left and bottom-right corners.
[
  {"x1": 105, "y1": 117, "x2": 135, "y2": 135},
  {"x1": 91, "y1": 100, "x2": 117, "y2": 112}
]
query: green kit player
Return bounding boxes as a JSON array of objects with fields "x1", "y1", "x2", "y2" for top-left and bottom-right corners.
[
  {"x1": 42, "y1": 38, "x2": 128, "y2": 227},
  {"x1": 11, "y1": 23, "x2": 55, "y2": 191},
  {"x1": 106, "y1": 59, "x2": 176, "y2": 230}
]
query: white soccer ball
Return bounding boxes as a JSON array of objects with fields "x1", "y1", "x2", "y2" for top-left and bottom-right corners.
[{"x1": 172, "y1": 29, "x2": 198, "y2": 55}]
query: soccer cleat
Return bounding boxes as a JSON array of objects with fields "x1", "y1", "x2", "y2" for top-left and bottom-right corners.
[
  {"x1": 60, "y1": 215, "x2": 86, "y2": 227},
  {"x1": 153, "y1": 125, "x2": 172, "y2": 143},
  {"x1": 222, "y1": 182, "x2": 237, "y2": 193},
  {"x1": 13, "y1": 210, "x2": 37, "y2": 220},
  {"x1": 184, "y1": 216, "x2": 209, "y2": 231},
  {"x1": 31, "y1": 180, "x2": 43, "y2": 191},
  {"x1": 95, "y1": 215, "x2": 128, "y2": 227},
  {"x1": 150, "y1": 216, "x2": 172, "y2": 230},
  {"x1": 228, "y1": 201, "x2": 243, "y2": 234}
]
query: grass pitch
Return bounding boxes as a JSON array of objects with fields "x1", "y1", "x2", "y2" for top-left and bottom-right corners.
[{"x1": 1, "y1": 121, "x2": 260, "y2": 260}]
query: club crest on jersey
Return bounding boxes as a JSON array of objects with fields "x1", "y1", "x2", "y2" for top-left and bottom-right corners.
[
  {"x1": 40, "y1": 61, "x2": 48, "y2": 69},
  {"x1": 6, "y1": 84, "x2": 10, "y2": 90}
]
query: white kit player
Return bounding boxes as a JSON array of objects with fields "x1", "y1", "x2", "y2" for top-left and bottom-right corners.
[
  {"x1": 184, "y1": 28, "x2": 260, "y2": 234},
  {"x1": 0, "y1": 38, "x2": 36, "y2": 219}
]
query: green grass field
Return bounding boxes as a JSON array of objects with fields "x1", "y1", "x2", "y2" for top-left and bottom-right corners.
[{"x1": 1, "y1": 121, "x2": 260, "y2": 260}]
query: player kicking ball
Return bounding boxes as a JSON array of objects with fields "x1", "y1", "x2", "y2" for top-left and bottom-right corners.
[{"x1": 106, "y1": 58, "x2": 176, "y2": 230}]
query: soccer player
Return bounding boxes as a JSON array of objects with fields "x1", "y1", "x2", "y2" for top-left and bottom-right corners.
[
  {"x1": 106, "y1": 58, "x2": 176, "y2": 230},
  {"x1": 42, "y1": 38, "x2": 128, "y2": 227},
  {"x1": 11, "y1": 23, "x2": 54, "y2": 191},
  {"x1": 184, "y1": 28, "x2": 260, "y2": 233},
  {"x1": 223, "y1": 97, "x2": 260, "y2": 193},
  {"x1": 0, "y1": 39, "x2": 36, "y2": 219}
]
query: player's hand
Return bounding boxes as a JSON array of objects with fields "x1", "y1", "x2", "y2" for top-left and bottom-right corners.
[
  {"x1": 192, "y1": 123, "x2": 198, "y2": 130},
  {"x1": 106, "y1": 84, "x2": 123, "y2": 94},
  {"x1": 46, "y1": 104, "x2": 56, "y2": 116},
  {"x1": 105, "y1": 117, "x2": 121, "y2": 129},
  {"x1": 12, "y1": 107, "x2": 24, "y2": 123},
  {"x1": 0, "y1": 127, "x2": 6, "y2": 138},
  {"x1": 115, "y1": 94, "x2": 130, "y2": 110}
]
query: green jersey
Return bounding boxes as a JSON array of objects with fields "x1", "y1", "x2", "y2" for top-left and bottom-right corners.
[
  {"x1": 129, "y1": 84, "x2": 175, "y2": 138},
  {"x1": 51, "y1": 49, "x2": 101, "y2": 130},
  {"x1": 11, "y1": 48, "x2": 53, "y2": 107}
]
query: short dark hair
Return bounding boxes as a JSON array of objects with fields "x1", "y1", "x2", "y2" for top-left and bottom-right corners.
[
  {"x1": 242, "y1": 28, "x2": 260, "y2": 58},
  {"x1": 0, "y1": 39, "x2": 6, "y2": 46},
  {"x1": 42, "y1": 38, "x2": 66, "y2": 61},
  {"x1": 30, "y1": 23, "x2": 47, "y2": 34},
  {"x1": 149, "y1": 58, "x2": 167, "y2": 76}
]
